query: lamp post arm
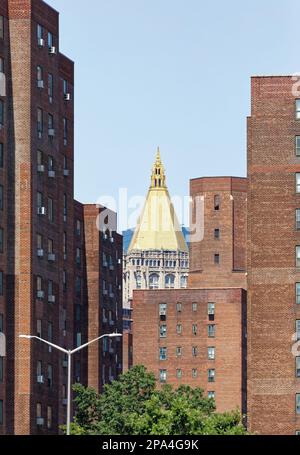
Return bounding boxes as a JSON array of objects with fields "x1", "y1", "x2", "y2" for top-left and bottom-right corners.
[
  {"x1": 70, "y1": 333, "x2": 121, "y2": 355},
  {"x1": 20, "y1": 336, "x2": 69, "y2": 354}
]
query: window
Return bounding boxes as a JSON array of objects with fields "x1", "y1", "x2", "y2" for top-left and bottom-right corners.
[
  {"x1": 159, "y1": 347, "x2": 167, "y2": 361},
  {"x1": 75, "y1": 276, "x2": 81, "y2": 296},
  {"x1": 160, "y1": 325, "x2": 167, "y2": 338},
  {"x1": 0, "y1": 313, "x2": 2, "y2": 332},
  {"x1": 296, "y1": 100, "x2": 300, "y2": 120},
  {"x1": 48, "y1": 322, "x2": 53, "y2": 346},
  {"x1": 63, "y1": 79, "x2": 68, "y2": 95},
  {"x1": 296, "y1": 210, "x2": 300, "y2": 230},
  {"x1": 159, "y1": 303, "x2": 167, "y2": 320},
  {"x1": 296, "y1": 283, "x2": 300, "y2": 304},
  {"x1": 296, "y1": 357, "x2": 300, "y2": 378},
  {"x1": 63, "y1": 117, "x2": 68, "y2": 145},
  {"x1": 192, "y1": 324, "x2": 197, "y2": 335},
  {"x1": 37, "y1": 65, "x2": 43, "y2": 82},
  {"x1": 149, "y1": 273, "x2": 159, "y2": 289},
  {"x1": 76, "y1": 305, "x2": 81, "y2": 322},
  {"x1": 176, "y1": 369, "x2": 182, "y2": 379},
  {"x1": 176, "y1": 347, "x2": 182, "y2": 357},
  {"x1": 192, "y1": 346, "x2": 198, "y2": 357},
  {"x1": 176, "y1": 324, "x2": 182, "y2": 335},
  {"x1": 37, "y1": 108, "x2": 43, "y2": 135},
  {"x1": 63, "y1": 194, "x2": 67, "y2": 221},
  {"x1": 48, "y1": 280, "x2": 53, "y2": 298},
  {"x1": 76, "y1": 248, "x2": 81, "y2": 265},
  {"x1": 214, "y1": 195, "x2": 220, "y2": 211},
  {"x1": 214, "y1": 228, "x2": 220, "y2": 239},
  {"x1": 48, "y1": 197, "x2": 54, "y2": 222},
  {"x1": 0, "y1": 400, "x2": 3, "y2": 425},
  {"x1": 176, "y1": 302, "x2": 182, "y2": 312},
  {"x1": 192, "y1": 369, "x2": 198, "y2": 378},
  {"x1": 37, "y1": 319, "x2": 42, "y2": 338},
  {"x1": 48, "y1": 113, "x2": 54, "y2": 132},
  {"x1": 0, "y1": 100, "x2": 4, "y2": 126},
  {"x1": 296, "y1": 136, "x2": 300, "y2": 156},
  {"x1": 63, "y1": 270, "x2": 67, "y2": 292},
  {"x1": 75, "y1": 361, "x2": 81, "y2": 382},
  {"x1": 296, "y1": 320, "x2": 300, "y2": 341},
  {"x1": 0, "y1": 357, "x2": 3, "y2": 383},
  {"x1": 0, "y1": 16, "x2": 4, "y2": 40},
  {"x1": 165, "y1": 274, "x2": 175, "y2": 289},
  {"x1": 64, "y1": 155, "x2": 68, "y2": 172},
  {"x1": 0, "y1": 185, "x2": 3, "y2": 211},
  {"x1": 296, "y1": 394, "x2": 300, "y2": 414},
  {"x1": 37, "y1": 150, "x2": 43, "y2": 167},
  {"x1": 47, "y1": 364, "x2": 53, "y2": 388},
  {"x1": 192, "y1": 302, "x2": 198, "y2": 312},
  {"x1": 48, "y1": 31, "x2": 53, "y2": 48},
  {"x1": 48, "y1": 155, "x2": 54, "y2": 172},
  {"x1": 36, "y1": 275, "x2": 42, "y2": 292},
  {"x1": 159, "y1": 369, "x2": 167, "y2": 383},
  {"x1": 0, "y1": 57, "x2": 4, "y2": 74},
  {"x1": 76, "y1": 332, "x2": 82, "y2": 348},
  {"x1": 296, "y1": 173, "x2": 300, "y2": 193},
  {"x1": 37, "y1": 192, "x2": 43, "y2": 210},
  {"x1": 208, "y1": 347, "x2": 215, "y2": 360},
  {"x1": 37, "y1": 24, "x2": 43, "y2": 40},
  {"x1": 0, "y1": 143, "x2": 3, "y2": 168},
  {"x1": 0, "y1": 228, "x2": 4, "y2": 253},
  {"x1": 48, "y1": 73, "x2": 53, "y2": 101},
  {"x1": 214, "y1": 254, "x2": 220, "y2": 265},
  {"x1": 76, "y1": 219, "x2": 81, "y2": 236},
  {"x1": 180, "y1": 275, "x2": 187, "y2": 288},
  {"x1": 208, "y1": 324, "x2": 215, "y2": 338},
  {"x1": 208, "y1": 369, "x2": 215, "y2": 383},
  {"x1": 47, "y1": 406, "x2": 52, "y2": 430},
  {"x1": 208, "y1": 302, "x2": 215, "y2": 321},
  {"x1": 63, "y1": 232, "x2": 67, "y2": 259},
  {"x1": 296, "y1": 247, "x2": 300, "y2": 267},
  {"x1": 208, "y1": 391, "x2": 215, "y2": 399},
  {"x1": 37, "y1": 360, "x2": 42, "y2": 379}
]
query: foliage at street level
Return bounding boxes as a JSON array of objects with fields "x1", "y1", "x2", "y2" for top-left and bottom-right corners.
[{"x1": 69, "y1": 365, "x2": 247, "y2": 435}]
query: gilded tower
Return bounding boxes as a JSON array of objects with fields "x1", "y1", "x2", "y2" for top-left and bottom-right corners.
[{"x1": 123, "y1": 149, "x2": 189, "y2": 309}]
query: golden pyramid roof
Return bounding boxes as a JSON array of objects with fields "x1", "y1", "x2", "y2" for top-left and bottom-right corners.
[{"x1": 128, "y1": 148, "x2": 188, "y2": 253}]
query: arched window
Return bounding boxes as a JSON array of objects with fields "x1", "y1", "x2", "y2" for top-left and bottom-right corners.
[
  {"x1": 165, "y1": 274, "x2": 175, "y2": 289},
  {"x1": 180, "y1": 275, "x2": 187, "y2": 289},
  {"x1": 136, "y1": 274, "x2": 142, "y2": 289},
  {"x1": 149, "y1": 273, "x2": 159, "y2": 289}
]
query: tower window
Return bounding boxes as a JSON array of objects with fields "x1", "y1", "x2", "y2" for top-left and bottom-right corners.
[
  {"x1": 214, "y1": 228, "x2": 220, "y2": 239},
  {"x1": 214, "y1": 195, "x2": 220, "y2": 211},
  {"x1": 296, "y1": 210, "x2": 300, "y2": 230},
  {"x1": 296, "y1": 247, "x2": 300, "y2": 267},
  {"x1": 296, "y1": 136, "x2": 300, "y2": 156},
  {"x1": 214, "y1": 254, "x2": 220, "y2": 265}
]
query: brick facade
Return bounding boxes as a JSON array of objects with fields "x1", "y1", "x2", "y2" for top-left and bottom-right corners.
[
  {"x1": 133, "y1": 288, "x2": 247, "y2": 413},
  {"x1": 247, "y1": 76, "x2": 300, "y2": 435},
  {"x1": 0, "y1": 0, "x2": 123, "y2": 435},
  {"x1": 189, "y1": 177, "x2": 247, "y2": 290}
]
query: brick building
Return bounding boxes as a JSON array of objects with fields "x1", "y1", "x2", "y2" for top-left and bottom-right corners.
[
  {"x1": 0, "y1": 0, "x2": 122, "y2": 435},
  {"x1": 247, "y1": 76, "x2": 300, "y2": 435},
  {"x1": 132, "y1": 176, "x2": 247, "y2": 413}
]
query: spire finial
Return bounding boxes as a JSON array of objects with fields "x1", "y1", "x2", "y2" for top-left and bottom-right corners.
[{"x1": 150, "y1": 147, "x2": 166, "y2": 189}]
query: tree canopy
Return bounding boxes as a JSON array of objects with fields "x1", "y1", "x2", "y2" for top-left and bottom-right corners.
[{"x1": 69, "y1": 365, "x2": 247, "y2": 435}]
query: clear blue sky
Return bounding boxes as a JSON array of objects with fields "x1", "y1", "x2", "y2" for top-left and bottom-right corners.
[{"x1": 48, "y1": 0, "x2": 299, "y2": 211}]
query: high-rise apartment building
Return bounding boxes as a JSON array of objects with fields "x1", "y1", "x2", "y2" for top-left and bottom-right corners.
[
  {"x1": 247, "y1": 76, "x2": 300, "y2": 435},
  {"x1": 0, "y1": 0, "x2": 123, "y2": 435}
]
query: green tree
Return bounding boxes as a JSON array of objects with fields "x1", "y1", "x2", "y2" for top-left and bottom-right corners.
[{"x1": 70, "y1": 365, "x2": 247, "y2": 435}]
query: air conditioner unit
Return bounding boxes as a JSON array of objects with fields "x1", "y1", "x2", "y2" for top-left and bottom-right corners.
[
  {"x1": 48, "y1": 295, "x2": 55, "y2": 304},
  {"x1": 110, "y1": 237, "x2": 114, "y2": 243},
  {"x1": 49, "y1": 46, "x2": 56, "y2": 54},
  {"x1": 37, "y1": 206, "x2": 46, "y2": 215},
  {"x1": 109, "y1": 292, "x2": 115, "y2": 299},
  {"x1": 109, "y1": 320, "x2": 115, "y2": 326},
  {"x1": 103, "y1": 261, "x2": 108, "y2": 268},
  {"x1": 64, "y1": 93, "x2": 71, "y2": 101},
  {"x1": 38, "y1": 38, "x2": 44, "y2": 47},
  {"x1": 48, "y1": 128, "x2": 55, "y2": 137},
  {"x1": 63, "y1": 330, "x2": 67, "y2": 337},
  {"x1": 109, "y1": 265, "x2": 114, "y2": 271},
  {"x1": 118, "y1": 259, "x2": 122, "y2": 265},
  {"x1": 62, "y1": 360, "x2": 68, "y2": 368},
  {"x1": 38, "y1": 131, "x2": 43, "y2": 139},
  {"x1": 103, "y1": 290, "x2": 108, "y2": 296},
  {"x1": 37, "y1": 375, "x2": 44, "y2": 384},
  {"x1": 36, "y1": 417, "x2": 44, "y2": 426},
  {"x1": 37, "y1": 164, "x2": 45, "y2": 173},
  {"x1": 48, "y1": 170, "x2": 55, "y2": 178},
  {"x1": 62, "y1": 398, "x2": 68, "y2": 406},
  {"x1": 37, "y1": 290, "x2": 44, "y2": 299},
  {"x1": 48, "y1": 253, "x2": 55, "y2": 262},
  {"x1": 63, "y1": 169, "x2": 69, "y2": 177},
  {"x1": 37, "y1": 80, "x2": 44, "y2": 89},
  {"x1": 109, "y1": 376, "x2": 114, "y2": 382},
  {"x1": 37, "y1": 248, "x2": 44, "y2": 258}
]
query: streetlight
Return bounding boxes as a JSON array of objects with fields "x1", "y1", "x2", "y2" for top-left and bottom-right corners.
[{"x1": 19, "y1": 332, "x2": 122, "y2": 435}]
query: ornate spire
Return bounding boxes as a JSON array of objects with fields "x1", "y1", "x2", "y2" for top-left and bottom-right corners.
[{"x1": 150, "y1": 147, "x2": 166, "y2": 189}]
